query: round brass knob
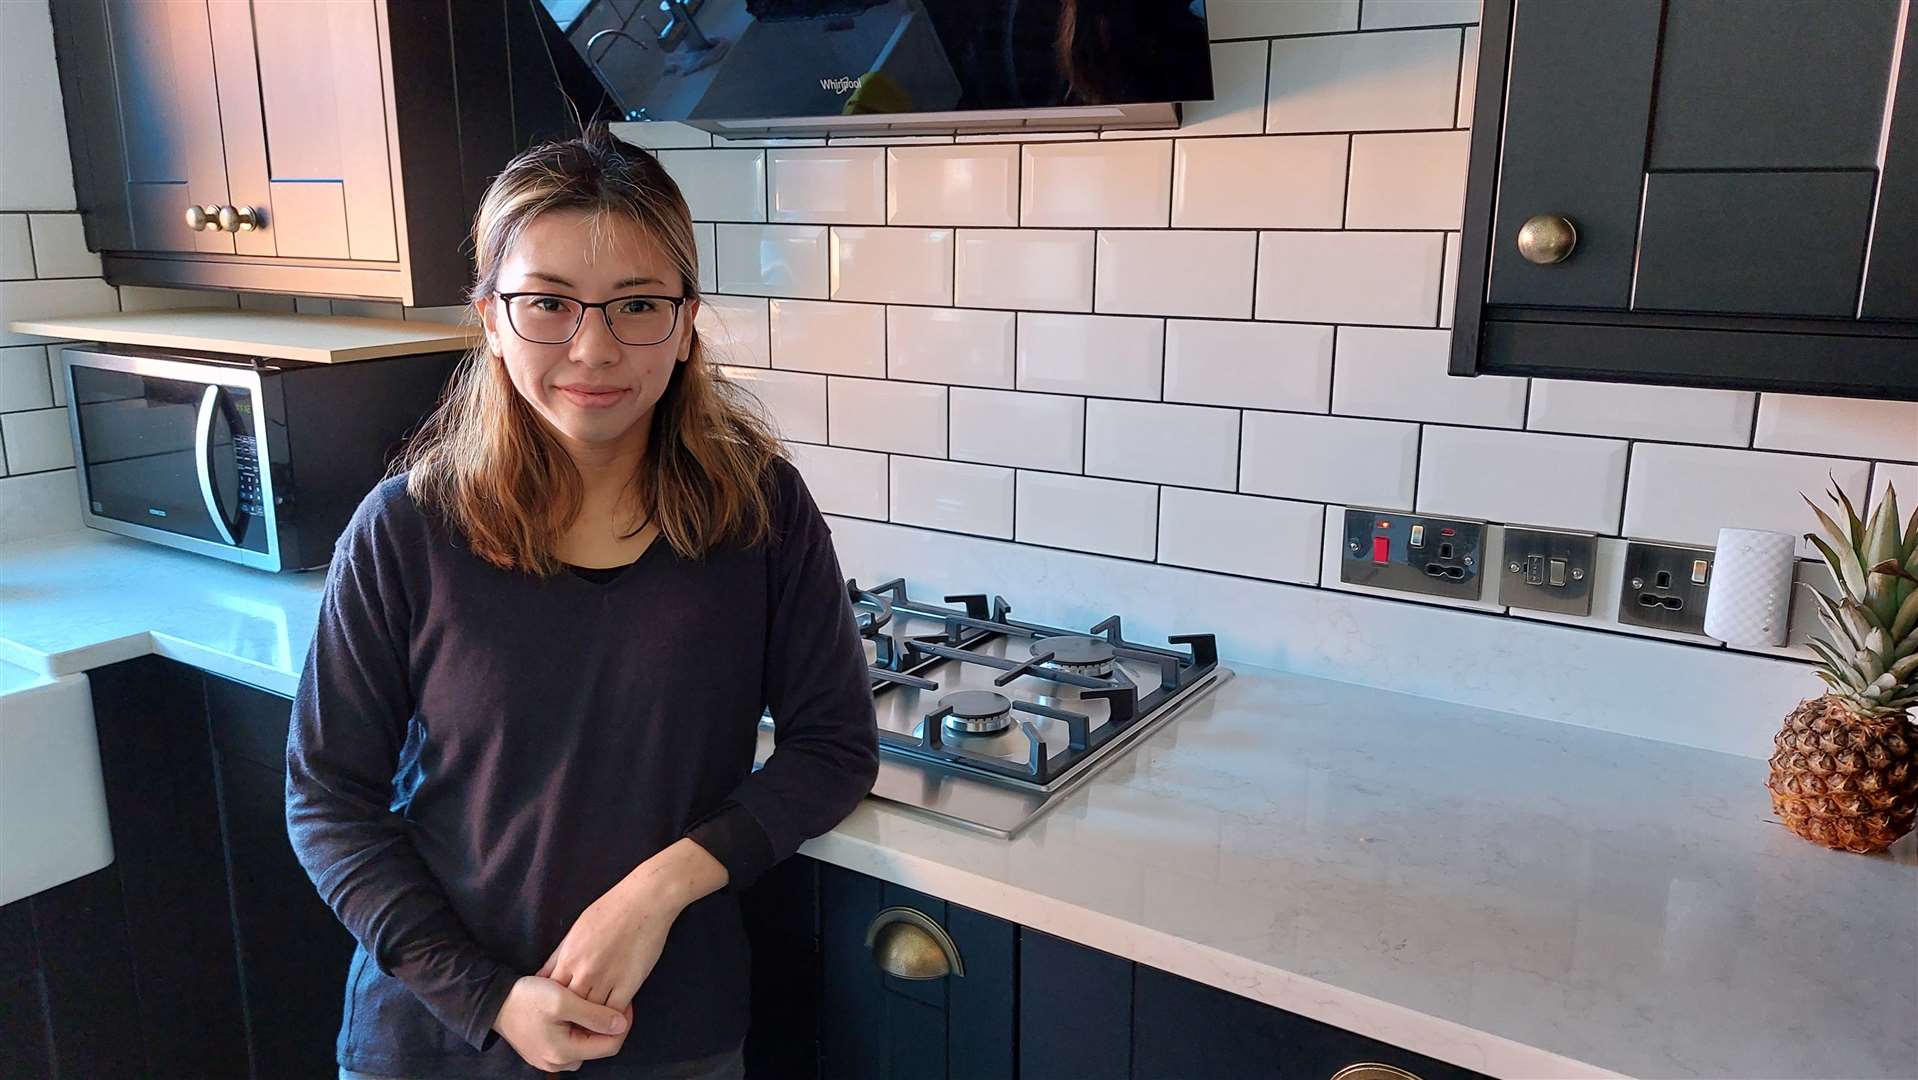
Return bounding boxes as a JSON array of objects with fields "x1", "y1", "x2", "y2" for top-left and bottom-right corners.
[
  {"x1": 1516, "y1": 214, "x2": 1577, "y2": 264},
  {"x1": 217, "y1": 204, "x2": 260, "y2": 232},
  {"x1": 864, "y1": 907, "x2": 964, "y2": 980},
  {"x1": 183, "y1": 204, "x2": 221, "y2": 232},
  {"x1": 1330, "y1": 1065, "x2": 1422, "y2": 1080}
]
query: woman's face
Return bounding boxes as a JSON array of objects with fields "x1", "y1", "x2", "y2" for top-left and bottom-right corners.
[{"x1": 476, "y1": 208, "x2": 699, "y2": 456}]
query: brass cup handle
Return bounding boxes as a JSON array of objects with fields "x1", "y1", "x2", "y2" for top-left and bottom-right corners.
[
  {"x1": 864, "y1": 907, "x2": 965, "y2": 980},
  {"x1": 1330, "y1": 1065, "x2": 1422, "y2": 1080},
  {"x1": 183, "y1": 204, "x2": 222, "y2": 232},
  {"x1": 1516, "y1": 213, "x2": 1577, "y2": 264},
  {"x1": 217, "y1": 204, "x2": 260, "y2": 232}
]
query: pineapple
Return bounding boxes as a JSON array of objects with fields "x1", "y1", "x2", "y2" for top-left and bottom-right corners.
[{"x1": 1767, "y1": 480, "x2": 1918, "y2": 854}]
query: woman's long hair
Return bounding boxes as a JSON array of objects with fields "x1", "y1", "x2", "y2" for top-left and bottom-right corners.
[{"x1": 392, "y1": 123, "x2": 786, "y2": 577}]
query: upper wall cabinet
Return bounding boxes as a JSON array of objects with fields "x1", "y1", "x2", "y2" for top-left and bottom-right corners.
[
  {"x1": 49, "y1": 0, "x2": 611, "y2": 307},
  {"x1": 1452, "y1": 0, "x2": 1918, "y2": 400}
]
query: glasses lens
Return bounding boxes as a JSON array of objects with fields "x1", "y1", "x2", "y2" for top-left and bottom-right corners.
[
  {"x1": 506, "y1": 294, "x2": 584, "y2": 344},
  {"x1": 607, "y1": 296, "x2": 678, "y2": 346}
]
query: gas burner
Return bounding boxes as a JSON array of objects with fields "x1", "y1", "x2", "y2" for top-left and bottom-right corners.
[
  {"x1": 939, "y1": 689, "x2": 1014, "y2": 735},
  {"x1": 1031, "y1": 635, "x2": 1117, "y2": 677}
]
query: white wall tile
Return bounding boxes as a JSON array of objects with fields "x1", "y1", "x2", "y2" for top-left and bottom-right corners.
[
  {"x1": 1362, "y1": 0, "x2": 1481, "y2": 29},
  {"x1": 1015, "y1": 471, "x2": 1159, "y2": 560},
  {"x1": 1172, "y1": 135, "x2": 1347, "y2": 228},
  {"x1": 1267, "y1": 28, "x2": 1462, "y2": 133},
  {"x1": 1016, "y1": 313, "x2": 1163, "y2": 399},
  {"x1": 0, "y1": 278, "x2": 121, "y2": 347},
  {"x1": 1754, "y1": 394, "x2": 1918, "y2": 462},
  {"x1": 294, "y1": 296, "x2": 333, "y2": 316},
  {"x1": 828, "y1": 377, "x2": 946, "y2": 456},
  {"x1": 888, "y1": 306, "x2": 1015, "y2": 388},
  {"x1": 654, "y1": 149, "x2": 767, "y2": 222},
  {"x1": 610, "y1": 120, "x2": 712, "y2": 149},
  {"x1": 1417, "y1": 427, "x2": 1628, "y2": 533},
  {"x1": 48, "y1": 348, "x2": 66, "y2": 407},
  {"x1": 829, "y1": 227, "x2": 954, "y2": 305},
  {"x1": 769, "y1": 299, "x2": 885, "y2": 376},
  {"x1": 1345, "y1": 130, "x2": 1470, "y2": 229},
  {"x1": 1255, "y1": 231, "x2": 1444, "y2": 326},
  {"x1": 0, "y1": 2, "x2": 76, "y2": 211},
  {"x1": 1874, "y1": 462, "x2": 1918, "y2": 505},
  {"x1": 890, "y1": 456, "x2": 1015, "y2": 538},
  {"x1": 954, "y1": 229, "x2": 1093, "y2": 312},
  {"x1": 1158, "y1": 489, "x2": 1323, "y2": 584},
  {"x1": 714, "y1": 135, "x2": 826, "y2": 148},
  {"x1": 768, "y1": 148, "x2": 884, "y2": 225},
  {"x1": 0, "y1": 469, "x2": 82, "y2": 543},
  {"x1": 0, "y1": 346, "x2": 54, "y2": 412},
  {"x1": 1624, "y1": 444, "x2": 1871, "y2": 555},
  {"x1": 1528, "y1": 380, "x2": 1755, "y2": 447},
  {"x1": 1095, "y1": 231, "x2": 1257, "y2": 318},
  {"x1": 721, "y1": 365, "x2": 826, "y2": 442},
  {"x1": 402, "y1": 302, "x2": 469, "y2": 324},
  {"x1": 1439, "y1": 231, "x2": 1461, "y2": 329},
  {"x1": 1105, "y1": 41, "x2": 1268, "y2": 138},
  {"x1": 695, "y1": 295, "x2": 770, "y2": 368},
  {"x1": 785, "y1": 441, "x2": 888, "y2": 519},
  {"x1": 0, "y1": 216, "x2": 35, "y2": 279},
  {"x1": 1021, "y1": 142, "x2": 1171, "y2": 227},
  {"x1": 714, "y1": 224, "x2": 829, "y2": 298},
  {"x1": 330, "y1": 299, "x2": 403, "y2": 320},
  {"x1": 117, "y1": 286, "x2": 237, "y2": 312},
  {"x1": 1209, "y1": 0, "x2": 1357, "y2": 37},
  {"x1": 1240, "y1": 411, "x2": 1420, "y2": 509},
  {"x1": 1086, "y1": 399, "x2": 1239, "y2": 489},
  {"x1": 1, "y1": 408, "x2": 73, "y2": 473},
  {"x1": 1333, "y1": 326, "x2": 1525, "y2": 427},
  {"x1": 833, "y1": 134, "x2": 955, "y2": 146},
  {"x1": 26, "y1": 214, "x2": 100, "y2": 278},
  {"x1": 949, "y1": 387, "x2": 1084, "y2": 472},
  {"x1": 887, "y1": 145, "x2": 1019, "y2": 227},
  {"x1": 1165, "y1": 319, "x2": 1333, "y2": 413},
  {"x1": 1457, "y1": 27, "x2": 1480, "y2": 127},
  {"x1": 694, "y1": 222, "x2": 717, "y2": 294}
]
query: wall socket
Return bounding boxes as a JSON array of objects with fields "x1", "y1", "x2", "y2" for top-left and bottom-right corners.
[
  {"x1": 1499, "y1": 528, "x2": 1597, "y2": 615},
  {"x1": 1340, "y1": 508, "x2": 1486, "y2": 600},
  {"x1": 1618, "y1": 541, "x2": 1714, "y2": 635}
]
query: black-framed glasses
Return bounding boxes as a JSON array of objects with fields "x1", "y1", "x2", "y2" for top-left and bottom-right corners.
[{"x1": 495, "y1": 290, "x2": 688, "y2": 347}]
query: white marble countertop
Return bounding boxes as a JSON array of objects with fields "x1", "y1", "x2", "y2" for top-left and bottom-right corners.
[{"x1": 3, "y1": 528, "x2": 1914, "y2": 1079}]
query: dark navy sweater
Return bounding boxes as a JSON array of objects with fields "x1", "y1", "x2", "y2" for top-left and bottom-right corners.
[{"x1": 285, "y1": 458, "x2": 879, "y2": 1077}]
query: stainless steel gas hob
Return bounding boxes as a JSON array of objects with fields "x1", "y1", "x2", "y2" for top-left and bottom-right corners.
[{"x1": 754, "y1": 577, "x2": 1233, "y2": 837}]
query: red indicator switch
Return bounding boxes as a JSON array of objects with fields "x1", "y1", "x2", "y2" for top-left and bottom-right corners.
[{"x1": 1372, "y1": 536, "x2": 1391, "y2": 564}]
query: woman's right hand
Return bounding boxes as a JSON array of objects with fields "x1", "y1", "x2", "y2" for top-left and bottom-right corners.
[{"x1": 492, "y1": 974, "x2": 635, "y2": 1072}]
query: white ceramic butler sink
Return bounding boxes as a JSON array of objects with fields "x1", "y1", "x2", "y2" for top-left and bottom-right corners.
[{"x1": 0, "y1": 661, "x2": 114, "y2": 907}]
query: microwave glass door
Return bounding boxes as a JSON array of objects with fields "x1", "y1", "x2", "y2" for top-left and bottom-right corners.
[{"x1": 69, "y1": 366, "x2": 268, "y2": 554}]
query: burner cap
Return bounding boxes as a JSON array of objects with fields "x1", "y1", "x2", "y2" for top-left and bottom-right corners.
[
  {"x1": 1032, "y1": 635, "x2": 1117, "y2": 676},
  {"x1": 939, "y1": 689, "x2": 1013, "y2": 734}
]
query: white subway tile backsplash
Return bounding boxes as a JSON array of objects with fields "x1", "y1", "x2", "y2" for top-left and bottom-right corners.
[
  {"x1": 785, "y1": 441, "x2": 888, "y2": 519},
  {"x1": 1108, "y1": 41, "x2": 1268, "y2": 138},
  {"x1": 655, "y1": 149, "x2": 767, "y2": 222},
  {"x1": 330, "y1": 299, "x2": 403, "y2": 320},
  {"x1": 118, "y1": 286, "x2": 237, "y2": 311},
  {"x1": 1165, "y1": 319, "x2": 1333, "y2": 413},
  {"x1": 1157, "y1": 489, "x2": 1323, "y2": 584},
  {"x1": 1016, "y1": 312, "x2": 1163, "y2": 400},
  {"x1": 1333, "y1": 326, "x2": 1525, "y2": 427},
  {"x1": 1021, "y1": 142, "x2": 1171, "y2": 227},
  {"x1": 828, "y1": 377, "x2": 946, "y2": 456},
  {"x1": 1439, "y1": 231, "x2": 1460, "y2": 329},
  {"x1": 1875, "y1": 462, "x2": 1918, "y2": 504},
  {"x1": 1417, "y1": 427, "x2": 1628, "y2": 533},
  {"x1": 1528, "y1": 380, "x2": 1755, "y2": 446},
  {"x1": 48, "y1": 348, "x2": 66, "y2": 407},
  {"x1": 768, "y1": 148, "x2": 884, "y2": 225},
  {"x1": 0, "y1": 216, "x2": 32, "y2": 279},
  {"x1": 0, "y1": 469, "x2": 82, "y2": 543},
  {"x1": 1345, "y1": 130, "x2": 1470, "y2": 229},
  {"x1": 0, "y1": 346, "x2": 54, "y2": 412},
  {"x1": 888, "y1": 306, "x2": 1015, "y2": 388},
  {"x1": 1209, "y1": 0, "x2": 1357, "y2": 38},
  {"x1": 721, "y1": 365, "x2": 826, "y2": 442},
  {"x1": 1362, "y1": 0, "x2": 1482, "y2": 29},
  {"x1": 1240, "y1": 411, "x2": 1420, "y2": 509},
  {"x1": 769, "y1": 299, "x2": 885, "y2": 376},
  {"x1": 0, "y1": 278, "x2": 121, "y2": 347},
  {"x1": 1753, "y1": 394, "x2": 1918, "y2": 461},
  {"x1": 830, "y1": 227, "x2": 954, "y2": 305},
  {"x1": 886, "y1": 145, "x2": 1019, "y2": 227},
  {"x1": 1095, "y1": 231, "x2": 1257, "y2": 318},
  {"x1": 294, "y1": 296, "x2": 332, "y2": 316},
  {"x1": 954, "y1": 229, "x2": 1093, "y2": 312},
  {"x1": 1458, "y1": 27, "x2": 1480, "y2": 127},
  {"x1": 1015, "y1": 471, "x2": 1159, "y2": 560},
  {"x1": 0, "y1": 408, "x2": 74, "y2": 473},
  {"x1": 1172, "y1": 135, "x2": 1347, "y2": 228},
  {"x1": 948, "y1": 387, "x2": 1084, "y2": 472},
  {"x1": 694, "y1": 223, "x2": 717, "y2": 293},
  {"x1": 1255, "y1": 231, "x2": 1444, "y2": 326},
  {"x1": 1624, "y1": 444, "x2": 1870, "y2": 554},
  {"x1": 891, "y1": 456, "x2": 1015, "y2": 538},
  {"x1": 26, "y1": 214, "x2": 101, "y2": 278},
  {"x1": 695, "y1": 295, "x2": 770, "y2": 368},
  {"x1": 1086, "y1": 399, "x2": 1239, "y2": 490},
  {"x1": 610, "y1": 121, "x2": 711, "y2": 150},
  {"x1": 1266, "y1": 28, "x2": 1462, "y2": 133},
  {"x1": 714, "y1": 224, "x2": 829, "y2": 298}
]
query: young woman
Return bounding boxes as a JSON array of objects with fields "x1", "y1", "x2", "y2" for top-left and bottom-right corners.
[{"x1": 286, "y1": 125, "x2": 880, "y2": 1079}]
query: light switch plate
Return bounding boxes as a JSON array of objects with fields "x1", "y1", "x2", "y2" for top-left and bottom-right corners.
[
  {"x1": 1498, "y1": 527, "x2": 1596, "y2": 615},
  {"x1": 1618, "y1": 541, "x2": 1714, "y2": 635},
  {"x1": 1340, "y1": 508, "x2": 1486, "y2": 600}
]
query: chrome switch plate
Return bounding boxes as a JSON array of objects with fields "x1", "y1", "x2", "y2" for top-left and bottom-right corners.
[
  {"x1": 1618, "y1": 541, "x2": 1713, "y2": 635},
  {"x1": 1498, "y1": 527, "x2": 1596, "y2": 615}
]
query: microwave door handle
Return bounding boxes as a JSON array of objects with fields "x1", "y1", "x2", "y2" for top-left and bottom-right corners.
[{"x1": 194, "y1": 384, "x2": 238, "y2": 546}]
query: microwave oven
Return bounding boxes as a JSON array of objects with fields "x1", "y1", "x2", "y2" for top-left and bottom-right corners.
[{"x1": 59, "y1": 345, "x2": 461, "y2": 573}]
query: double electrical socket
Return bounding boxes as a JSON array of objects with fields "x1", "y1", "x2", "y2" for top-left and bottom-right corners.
[{"x1": 1340, "y1": 508, "x2": 1486, "y2": 600}]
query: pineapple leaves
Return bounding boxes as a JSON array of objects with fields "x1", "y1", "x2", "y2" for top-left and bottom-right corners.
[
  {"x1": 1892, "y1": 587, "x2": 1918, "y2": 643},
  {"x1": 1832, "y1": 479, "x2": 1865, "y2": 548},
  {"x1": 1805, "y1": 529, "x2": 1868, "y2": 602}
]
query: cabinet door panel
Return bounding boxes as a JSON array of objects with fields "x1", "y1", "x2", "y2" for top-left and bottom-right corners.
[
  {"x1": 207, "y1": 0, "x2": 277, "y2": 257},
  {"x1": 108, "y1": 0, "x2": 234, "y2": 255},
  {"x1": 1634, "y1": 170, "x2": 1877, "y2": 317},
  {"x1": 1863, "y1": 10, "x2": 1918, "y2": 320},
  {"x1": 266, "y1": 180, "x2": 353, "y2": 258},
  {"x1": 1018, "y1": 928, "x2": 1132, "y2": 1080}
]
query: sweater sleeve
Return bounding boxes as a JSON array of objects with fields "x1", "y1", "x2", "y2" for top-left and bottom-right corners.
[
  {"x1": 682, "y1": 461, "x2": 880, "y2": 892},
  {"x1": 285, "y1": 487, "x2": 519, "y2": 1053}
]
